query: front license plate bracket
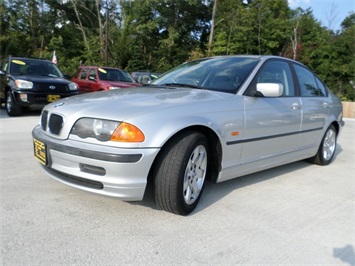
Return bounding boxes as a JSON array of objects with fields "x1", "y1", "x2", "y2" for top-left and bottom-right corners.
[{"x1": 33, "y1": 138, "x2": 47, "y2": 165}]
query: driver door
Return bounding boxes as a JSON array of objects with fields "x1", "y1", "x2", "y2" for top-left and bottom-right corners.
[{"x1": 242, "y1": 60, "x2": 302, "y2": 164}]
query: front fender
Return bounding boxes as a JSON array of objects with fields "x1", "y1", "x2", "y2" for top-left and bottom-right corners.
[{"x1": 140, "y1": 115, "x2": 225, "y2": 148}]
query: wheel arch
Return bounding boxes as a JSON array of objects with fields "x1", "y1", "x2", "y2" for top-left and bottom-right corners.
[
  {"x1": 331, "y1": 120, "x2": 340, "y2": 136},
  {"x1": 147, "y1": 125, "x2": 222, "y2": 188},
  {"x1": 0, "y1": 85, "x2": 11, "y2": 103}
]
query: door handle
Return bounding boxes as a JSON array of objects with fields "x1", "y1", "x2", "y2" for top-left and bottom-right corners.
[
  {"x1": 291, "y1": 103, "x2": 301, "y2": 110},
  {"x1": 322, "y1": 102, "x2": 329, "y2": 108}
]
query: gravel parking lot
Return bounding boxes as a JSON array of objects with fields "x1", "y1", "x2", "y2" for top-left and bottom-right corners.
[{"x1": 1, "y1": 108, "x2": 354, "y2": 265}]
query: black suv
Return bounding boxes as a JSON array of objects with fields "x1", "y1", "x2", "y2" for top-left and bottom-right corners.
[{"x1": 0, "y1": 57, "x2": 79, "y2": 116}]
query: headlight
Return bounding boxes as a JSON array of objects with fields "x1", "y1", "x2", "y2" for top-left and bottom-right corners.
[
  {"x1": 15, "y1": 80, "x2": 33, "y2": 89},
  {"x1": 68, "y1": 82, "x2": 78, "y2": 91},
  {"x1": 71, "y1": 118, "x2": 120, "y2": 141},
  {"x1": 108, "y1": 86, "x2": 121, "y2": 90},
  {"x1": 71, "y1": 118, "x2": 145, "y2": 142}
]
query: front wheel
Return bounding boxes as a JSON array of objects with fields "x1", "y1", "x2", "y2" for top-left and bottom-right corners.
[
  {"x1": 6, "y1": 91, "x2": 22, "y2": 116},
  {"x1": 308, "y1": 125, "x2": 337, "y2": 165},
  {"x1": 153, "y1": 131, "x2": 209, "y2": 215}
]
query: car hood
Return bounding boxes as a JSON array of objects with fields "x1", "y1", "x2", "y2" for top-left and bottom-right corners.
[
  {"x1": 12, "y1": 74, "x2": 71, "y2": 84},
  {"x1": 46, "y1": 86, "x2": 233, "y2": 122}
]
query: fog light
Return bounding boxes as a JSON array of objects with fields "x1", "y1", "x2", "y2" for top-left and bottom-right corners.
[
  {"x1": 79, "y1": 163, "x2": 106, "y2": 176},
  {"x1": 19, "y1": 93, "x2": 28, "y2": 102}
]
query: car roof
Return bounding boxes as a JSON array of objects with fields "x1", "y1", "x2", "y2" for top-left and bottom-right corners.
[
  {"x1": 78, "y1": 66, "x2": 126, "y2": 70},
  {"x1": 198, "y1": 55, "x2": 306, "y2": 68},
  {"x1": 11, "y1": 57, "x2": 51, "y2": 62}
]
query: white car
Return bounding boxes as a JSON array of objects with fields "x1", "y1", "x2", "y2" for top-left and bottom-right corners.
[{"x1": 32, "y1": 55, "x2": 344, "y2": 215}]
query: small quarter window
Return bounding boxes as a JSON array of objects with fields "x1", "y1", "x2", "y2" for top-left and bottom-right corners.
[{"x1": 315, "y1": 77, "x2": 327, "y2": 97}]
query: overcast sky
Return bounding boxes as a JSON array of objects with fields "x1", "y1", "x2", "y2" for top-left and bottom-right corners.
[{"x1": 288, "y1": 0, "x2": 354, "y2": 31}]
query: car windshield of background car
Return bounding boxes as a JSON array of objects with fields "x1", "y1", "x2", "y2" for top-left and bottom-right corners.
[
  {"x1": 152, "y1": 57, "x2": 259, "y2": 94},
  {"x1": 10, "y1": 59, "x2": 64, "y2": 78},
  {"x1": 98, "y1": 68, "x2": 134, "y2": 83}
]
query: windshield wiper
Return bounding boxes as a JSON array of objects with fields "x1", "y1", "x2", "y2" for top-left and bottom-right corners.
[{"x1": 160, "y1": 83, "x2": 205, "y2": 90}]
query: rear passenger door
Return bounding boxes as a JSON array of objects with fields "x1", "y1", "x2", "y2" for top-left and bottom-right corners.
[{"x1": 293, "y1": 63, "x2": 330, "y2": 150}]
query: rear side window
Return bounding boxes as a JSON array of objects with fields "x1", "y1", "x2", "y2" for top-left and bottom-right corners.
[
  {"x1": 80, "y1": 68, "x2": 89, "y2": 80},
  {"x1": 294, "y1": 64, "x2": 325, "y2": 97}
]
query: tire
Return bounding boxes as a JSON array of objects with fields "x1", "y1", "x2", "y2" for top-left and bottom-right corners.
[
  {"x1": 308, "y1": 125, "x2": 337, "y2": 165},
  {"x1": 153, "y1": 130, "x2": 209, "y2": 215},
  {"x1": 6, "y1": 91, "x2": 22, "y2": 116}
]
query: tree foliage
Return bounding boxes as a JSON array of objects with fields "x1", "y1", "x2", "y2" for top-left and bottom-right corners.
[{"x1": 0, "y1": 0, "x2": 354, "y2": 101}]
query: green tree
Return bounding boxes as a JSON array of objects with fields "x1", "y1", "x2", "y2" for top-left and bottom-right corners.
[{"x1": 327, "y1": 14, "x2": 355, "y2": 101}]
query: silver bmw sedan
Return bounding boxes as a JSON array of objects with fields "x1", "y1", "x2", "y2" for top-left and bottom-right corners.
[{"x1": 32, "y1": 55, "x2": 344, "y2": 215}]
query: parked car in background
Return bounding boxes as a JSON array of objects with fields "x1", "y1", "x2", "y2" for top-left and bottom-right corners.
[
  {"x1": 72, "y1": 66, "x2": 139, "y2": 93},
  {"x1": 131, "y1": 70, "x2": 161, "y2": 84},
  {"x1": 32, "y1": 55, "x2": 344, "y2": 215},
  {"x1": 0, "y1": 57, "x2": 79, "y2": 116}
]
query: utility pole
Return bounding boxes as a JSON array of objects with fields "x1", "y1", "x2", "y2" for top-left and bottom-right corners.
[
  {"x1": 105, "y1": 2, "x2": 109, "y2": 66},
  {"x1": 208, "y1": 0, "x2": 218, "y2": 57}
]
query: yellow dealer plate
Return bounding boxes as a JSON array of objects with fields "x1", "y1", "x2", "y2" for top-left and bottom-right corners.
[
  {"x1": 33, "y1": 138, "x2": 46, "y2": 165},
  {"x1": 47, "y1": 95, "x2": 60, "y2": 102}
]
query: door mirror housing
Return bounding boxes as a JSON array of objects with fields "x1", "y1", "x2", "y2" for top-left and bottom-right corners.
[
  {"x1": 256, "y1": 83, "x2": 284, "y2": 97},
  {"x1": 88, "y1": 75, "x2": 96, "y2": 81}
]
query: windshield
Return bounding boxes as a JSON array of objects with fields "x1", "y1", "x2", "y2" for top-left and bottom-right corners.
[
  {"x1": 151, "y1": 57, "x2": 259, "y2": 94},
  {"x1": 98, "y1": 68, "x2": 134, "y2": 83},
  {"x1": 10, "y1": 59, "x2": 64, "y2": 78}
]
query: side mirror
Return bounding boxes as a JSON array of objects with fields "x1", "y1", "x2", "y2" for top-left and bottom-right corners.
[
  {"x1": 0, "y1": 70, "x2": 5, "y2": 76},
  {"x1": 256, "y1": 83, "x2": 284, "y2": 97},
  {"x1": 64, "y1": 74, "x2": 71, "y2": 80},
  {"x1": 139, "y1": 74, "x2": 150, "y2": 84},
  {"x1": 88, "y1": 75, "x2": 96, "y2": 81}
]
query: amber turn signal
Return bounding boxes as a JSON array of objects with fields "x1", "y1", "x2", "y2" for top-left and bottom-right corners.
[{"x1": 110, "y1": 122, "x2": 145, "y2": 142}]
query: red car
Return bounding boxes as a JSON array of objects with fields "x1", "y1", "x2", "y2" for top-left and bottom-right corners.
[{"x1": 72, "y1": 66, "x2": 139, "y2": 93}]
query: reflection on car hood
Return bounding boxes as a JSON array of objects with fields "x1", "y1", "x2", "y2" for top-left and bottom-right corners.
[
  {"x1": 12, "y1": 75, "x2": 71, "y2": 84},
  {"x1": 45, "y1": 86, "x2": 232, "y2": 121},
  {"x1": 104, "y1": 81, "x2": 138, "y2": 88}
]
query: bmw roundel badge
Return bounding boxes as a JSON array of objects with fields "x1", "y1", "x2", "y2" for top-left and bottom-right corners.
[{"x1": 54, "y1": 102, "x2": 65, "y2": 108}]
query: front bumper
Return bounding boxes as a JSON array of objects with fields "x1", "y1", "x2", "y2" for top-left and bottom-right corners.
[
  {"x1": 32, "y1": 125, "x2": 160, "y2": 201},
  {"x1": 13, "y1": 90, "x2": 79, "y2": 109}
]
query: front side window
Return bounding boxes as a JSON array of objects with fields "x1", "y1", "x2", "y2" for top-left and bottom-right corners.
[
  {"x1": 294, "y1": 64, "x2": 324, "y2": 97},
  {"x1": 89, "y1": 68, "x2": 97, "y2": 80},
  {"x1": 2, "y1": 59, "x2": 9, "y2": 72},
  {"x1": 245, "y1": 60, "x2": 295, "y2": 97}
]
